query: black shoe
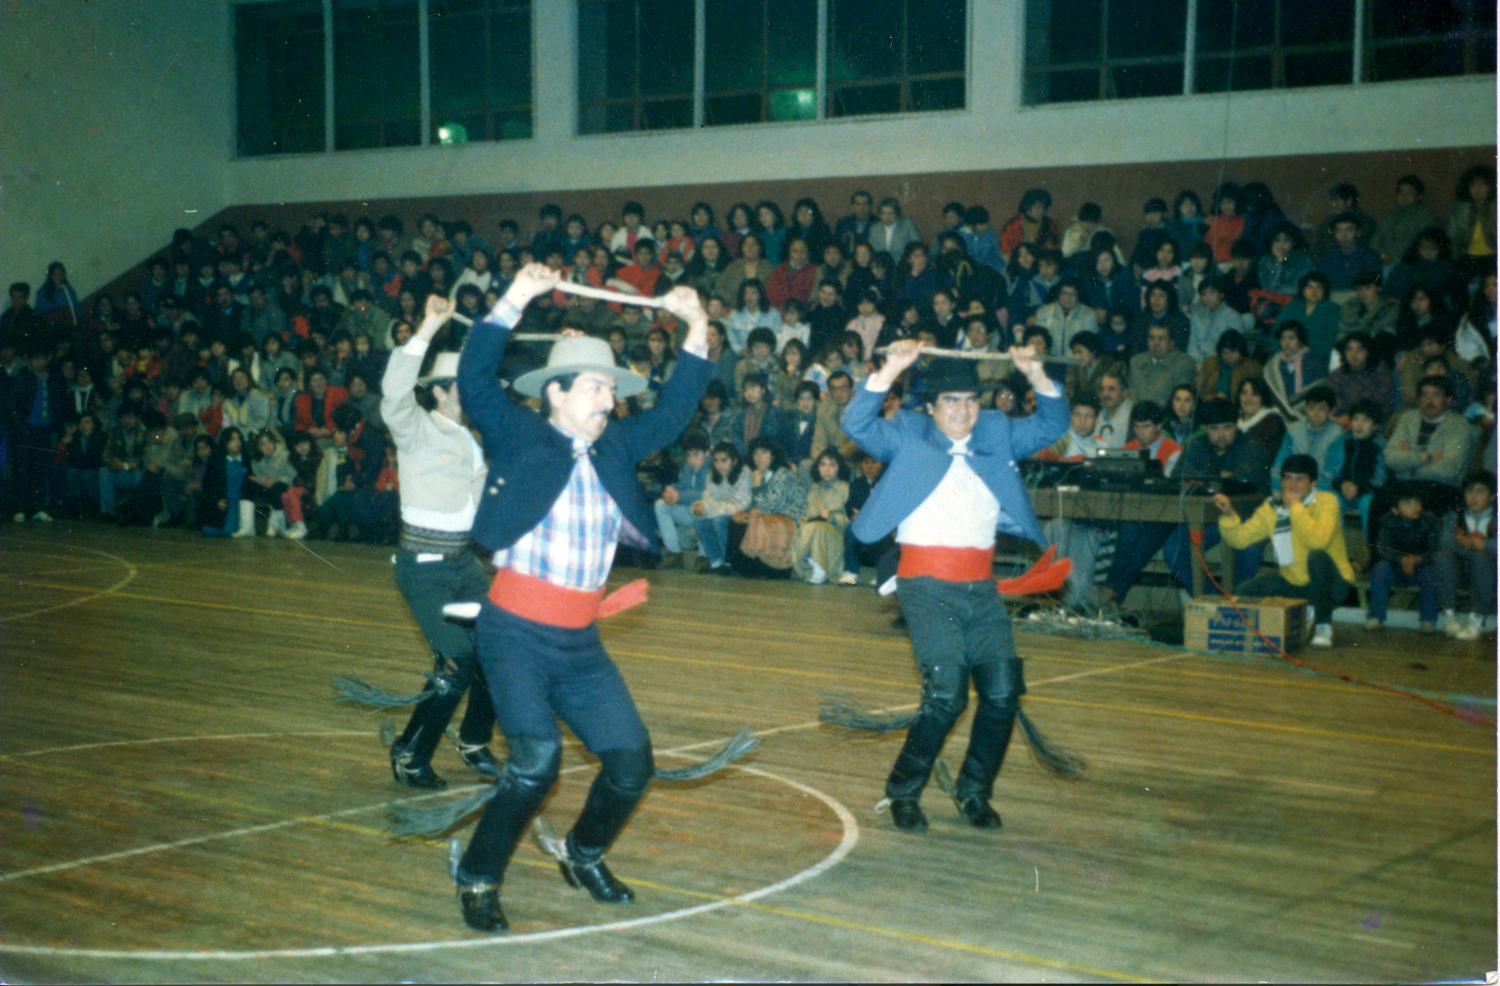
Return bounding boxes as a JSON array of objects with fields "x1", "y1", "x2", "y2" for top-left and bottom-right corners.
[
  {"x1": 889, "y1": 799, "x2": 928, "y2": 832},
  {"x1": 390, "y1": 743, "x2": 447, "y2": 789},
  {"x1": 457, "y1": 742, "x2": 501, "y2": 779},
  {"x1": 559, "y1": 857, "x2": 635, "y2": 903},
  {"x1": 457, "y1": 883, "x2": 508, "y2": 931},
  {"x1": 954, "y1": 795, "x2": 1003, "y2": 829}
]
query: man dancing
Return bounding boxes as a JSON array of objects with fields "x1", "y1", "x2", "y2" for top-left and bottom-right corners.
[
  {"x1": 841, "y1": 340, "x2": 1068, "y2": 832},
  {"x1": 451, "y1": 265, "x2": 714, "y2": 931},
  {"x1": 380, "y1": 294, "x2": 498, "y2": 790}
]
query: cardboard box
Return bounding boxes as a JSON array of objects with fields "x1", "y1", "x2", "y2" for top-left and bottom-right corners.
[{"x1": 1183, "y1": 596, "x2": 1308, "y2": 655}]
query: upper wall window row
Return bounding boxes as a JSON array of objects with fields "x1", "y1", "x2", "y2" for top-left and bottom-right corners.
[
  {"x1": 235, "y1": 0, "x2": 533, "y2": 157},
  {"x1": 576, "y1": 0, "x2": 968, "y2": 134},
  {"x1": 1023, "y1": 0, "x2": 1495, "y2": 105}
]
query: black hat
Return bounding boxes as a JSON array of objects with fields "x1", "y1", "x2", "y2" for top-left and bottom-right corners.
[{"x1": 920, "y1": 357, "x2": 982, "y2": 398}]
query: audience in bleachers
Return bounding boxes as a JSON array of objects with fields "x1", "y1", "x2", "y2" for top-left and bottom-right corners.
[{"x1": 0, "y1": 170, "x2": 1493, "y2": 638}]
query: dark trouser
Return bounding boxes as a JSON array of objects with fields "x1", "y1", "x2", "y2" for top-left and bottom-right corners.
[
  {"x1": 1435, "y1": 547, "x2": 1498, "y2": 615},
  {"x1": 845, "y1": 529, "x2": 895, "y2": 577},
  {"x1": 11, "y1": 425, "x2": 56, "y2": 516},
  {"x1": 1107, "y1": 521, "x2": 1265, "y2": 602},
  {"x1": 1235, "y1": 551, "x2": 1350, "y2": 625},
  {"x1": 391, "y1": 550, "x2": 496, "y2": 765},
  {"x1": 1368, "y1": 559, "x2": 1440, "y2": 623},
  {"x1": 886, "y1": 576, "x2": 1025, "y2": 805},
  {"x1": 459, "y1": 602, "x2": 653, "y2": 885}
]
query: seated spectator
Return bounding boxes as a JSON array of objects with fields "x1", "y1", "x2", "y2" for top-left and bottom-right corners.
[
  {"x1": 1002, "y1": 243, "x2": 1039, "y2": 326},
  {"x1": 1090, "y1": 370, "x2": 1133, "y2": 449},
  {"x1": 728, "y1": 436, "x2": 807, "y2": 579},
  {"x1": 797, "y1": 449, "x2": 851, "y2": 584},
  {"x1": 1128, "y1": 323, "x2": 1196, "y2": 407},
  {"x1": 689, "y1": 379, "x2": 737, "y2": 450},
  {"x1": 1216, "y1": 454, "x2": 1355, "y2": 649},
  {"x1": 1187, "y1": 277, "x2": 1243, "y2": 364},
  {"x1": 1123, "y1": 400, "x2": 1183, "y2": 474},
  {"x1": 1064, "y1": 330, "x2": 1123, "y2": 404},
  {"x1": 962, "y1": 205, "x2": 1004, "y2": 274},
  {"x1": 1377, "y1": 375, "x2": 1478, "y2": 525},
  {"x1": 1132, "y1": 282, "x2": 1190, "y2": 355},
  {"x1": 784, "y1": 380, "x2": 821, "y2": 467},
  {"x1": 1263, "y1": 321, "x2": 1328, "y2": 422},
  {"x1": 1396, "y1": 328, "x2": 1477, "y2": 412},
  {"x1": 1105, "y1": 398, "x2": 1271, "y2": 606},
  {"x1": 805, "y1": 280, "x2": 850, "y2": 355},
  {"x1": 1169, "y1": 190, "x2": 1209, "y2": 259},
  {"x1": 654, "y1": 433, "x2": 712, "y2": 569},
  {"x1": 1037, "y1": 396, "x2": 1102, "y2": 461},
  {"x1": 726, "y1": 280, "x2": 781, "y2": 354},
  {"x1": 928, "y1": 287, "x2": 965, "y2": 348},
  {"x1": 1454, "y1": 270, "x2": 1496, "y2": 368},
  {"x1": 812, "y1": 370, "x2": 859, "y2": 462},
  {"x1": 1334, "y1": 399, "x2": 1388, "y2": 538},
  {"x1": 57, "y1": 412, "x2": 105, "y2": 518},
  {"x1": 221, "y1": 367, "x2": 271, "y2": 437},
  {"x1": 1128, "y1": 197, "x2": 1174, "y2": 276},
  {"x1": 1034, "y1": 277, "x2": 1099, "y2": 355},
  {"x1": 1083, "y1": 245, "x2": 1138, "y2": 324},
  {"x1": 1138, "y1": 238, "x2": 1183, "y2": 307},
  {"x1": 1097, "y1": 305, "x2": 1137, "y2": 363},
  {"x1": 839, "y1": 331, "x2": 870, "y2": 386},
  {"x1": 1272, "y1": 386, "x2": 1344, "y2": 492},
  {"x1": 1023, "y1": 250, "x2": 1065, "y2": 319},
  {"x1": 278, "y1": 431, "x2": 321, "y2": 539},
  {"x1": 755, "y1": 200, "x2": 789, "y2": 264},
  {"x1": 1366, "y1": 486, "x2": 1443, "y2": 633},
  {"x1": 692, "y1": 442, "x2": 753, "y2": 574},
  {"x1": 156, "y1": 412, "x2": 201, "y2": 526},
  {"x1": 1000, "y1": 189, "x2": 1061, "y2": 259},
  {"x1": 1317, "y1": 212, "x2": 1383, "y2": 297},
  {"x1": 842, "y1": 452, "x2": 891, "y2": 583},
  {"x1": 1384, "y1": 228, "x2": 1461, "y2": 310},
  {"x1": 1204, "y1": 184, "x2": 1245, "y2": 266},
  {"x1": 735, "y1": 327, "x2": 781, "y2": 398},
  {"x1": 1448, "y1": 165, "x2": 1496, "y2": 286},
  {"x1": 1327, "y1": 332, "x2": 1396, "y2": 420},
  {"x1": 772, "y1": 338, "x2": 807, "y2": 407},
  {"x1": 241, "y1": 427, "x2": 295, "y2": 537},
  {"x1": 1275, "y1": 271, "x2": 1342, "y2": 361},
  {"x1": 1256, "y1": 222, "x2": 1313, "y2": 301},
  {"x1": 1166, "y1": 383, "x2": 1199, "y2": 445},
  {"x1": 610, "y1": 239, "x2": 663, "y2": 299},
  {"x1": 637, "y1": 327, "x2": 675, "y2": 411},
  {"x1": 765, "y1": 238, "x2": 818, "y2": 309},
  {"x1": 729, "y1": 372, "x2": 788, "y2": 457},
  {"x1": 1221, "y1": 240, "x2": 1261, "y2": 315},
  {"x1": 1339, "y1": 271, "x2": 1398, "y2": 341},
  {"x1": 1435, "y1": 471, "x2": 1497, "y2": 640},
  {"x1": 99, "y1": 404, "x2": 148, "y2": 521},
  {"x1": 1237, "y1": 377, "x2": 1287, "y2": 459},
  {"x1": 293, "y1": 368, "x2": 350, "y2": 446},
  {"x1": 1177, "y1": 243, "x2": 1215, "y2": 315},
  {"x1": 845, "y1": 289, "x2": 884, "y2": 358}
]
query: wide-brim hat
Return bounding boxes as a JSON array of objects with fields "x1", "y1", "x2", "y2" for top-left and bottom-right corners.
[
  {"x1": 918, "y1": 357, "x2": 983, "y2": 399},
  {"x1": 512, "y1": 335, "x2": 648, "y2": 399},
  {"x1": 417, "y1": 351, "x2": 461, "y2": 387}
]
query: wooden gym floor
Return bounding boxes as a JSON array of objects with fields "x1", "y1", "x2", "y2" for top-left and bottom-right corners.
[{"x1": 0, "y1": 526, "x2": 1494, "y2": 983}]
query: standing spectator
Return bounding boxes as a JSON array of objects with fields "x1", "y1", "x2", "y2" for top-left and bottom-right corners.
[
  {"x1": 10, "y1": 348, "x2": 65, "y2": 522},
  {"x1": 1448, "y1": 165, "x2": 1496, "y2": 286}
]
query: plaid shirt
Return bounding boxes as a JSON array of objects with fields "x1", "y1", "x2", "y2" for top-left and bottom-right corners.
[{"x1": 492, "y1": 432, "x2": 622, "y2": 591}]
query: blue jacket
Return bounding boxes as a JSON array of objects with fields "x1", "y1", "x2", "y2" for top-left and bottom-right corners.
[
  {"x1": 458, "y1": 306, "x2": 716, "y2": 554},
  {"x1": 840, "y1": 383, "x2": 1068, "y2": 547}
]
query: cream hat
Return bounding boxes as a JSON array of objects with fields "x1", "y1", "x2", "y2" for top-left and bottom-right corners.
[{"x1": 511, "y1": 335, "x2": 647, "y2": 399}]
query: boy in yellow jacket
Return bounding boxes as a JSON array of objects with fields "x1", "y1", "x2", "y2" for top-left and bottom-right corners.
[{"x1": 1212, "y1": 453, "x2": 1355, "y2": 648}]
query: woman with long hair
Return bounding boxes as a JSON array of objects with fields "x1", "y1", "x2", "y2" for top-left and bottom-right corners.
[
  {"x1": 1448, "y1": 164, "x2": 1496, "y2": 284},
  {"x1": 691, "y1": 442, "x2": 752, "y2": 574},
  {"x1": 725, "y1": 278, "x2": 781, "y2": 353},
  {"x1": 728, "y1": 436, "x2": 805, "y2": 579},
  {"x1": 787, "y1": 198, "x2": 833, "y2": 259},
  {"x1": 34, "y1": 261, "x2": 81, "y2": 326},
  {"x1": 199, "y1": 426, "x2": 250, "y2": 536},
  {"x1": 720, "y1": 202, "x2": 756, "y2": 259},
  {"x1": 755, "y1": 201, "x2": 789, "y2": 264},
  {"x1": 1237, "y1": 377, "x2": 1286, "y2": 458},
  {"x1": 796, "y1": 449, "x2": 851, "y2": 584}
]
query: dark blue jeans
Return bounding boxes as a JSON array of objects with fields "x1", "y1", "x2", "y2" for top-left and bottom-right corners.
[{"x1": 1368, "y1": 558, "x2": 1440, "y2": 623}]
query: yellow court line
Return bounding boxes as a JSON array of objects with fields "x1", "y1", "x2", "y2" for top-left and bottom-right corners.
[{"x1": 1025, "y1": 695, "x2": 1493, "y2": 755}]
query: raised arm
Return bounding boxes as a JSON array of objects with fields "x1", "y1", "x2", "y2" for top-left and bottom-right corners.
[
  {"x1": 999, "y1": 344, "x2": 1068, "y2": 457},
  {"x1": 458, "y1": 264, "x2": 559, "y2": 456},
  {"x1": 381, "y1": 294, "x2": 452, "y2": 449},
  {"x1": 841, "y1": 338, "x2": 923, "y2": 462},
  {"x1": 616, "y1": 287, "x2": 714, "y2": 463}
]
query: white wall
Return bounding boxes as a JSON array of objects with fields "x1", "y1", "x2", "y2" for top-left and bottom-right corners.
[
  {"x1": 0, "y1": 1, "x2": 233, "y2": 297},
  {"x1": 226, "y1": 1, "x2": 1497, "y2": 206}
]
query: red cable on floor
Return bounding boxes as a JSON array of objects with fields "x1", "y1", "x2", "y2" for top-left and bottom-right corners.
[{"x1": 1189, "y1": 541, "x2": 1495, "y2": 729}]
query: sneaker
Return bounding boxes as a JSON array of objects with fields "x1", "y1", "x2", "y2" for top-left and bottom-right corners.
[
  {"x1": 1439, "y1": 609, "x2": 1460, "y2": 637},
  {"x1": 31, "y1": 511, "x2": 52, "y2": 522},
  {"x1": 1364, "y1": 618, "x2": 1382, "y2": 631},
  {"x1": 11, "y1": 513, "x2": 23, "y2": 523},
  {"x1": 1311, "y1": 623, "x2": 1334, "y2": 648},
  {"x1": 807, "y1": 558, "x2": 827, "y2": 585},
  {"x1": 1455, "y1": 613, "x2": 1482, "y2": 642},
  {"x1": 285, "y1": 521, "x2": 307, "y2": 540},
  {"x1": 838, "y1": 572, "x2": 859, "y2": 585}
]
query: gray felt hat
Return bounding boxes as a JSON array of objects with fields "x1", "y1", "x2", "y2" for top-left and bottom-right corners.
[{"x1": 511, "y1": 335, "x2": 648, "y2": 399}]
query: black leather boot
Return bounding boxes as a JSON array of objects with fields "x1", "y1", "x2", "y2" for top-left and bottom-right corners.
[
  {"x1": 951, "y1": 677, "x2": 1019, "y2": 830},
  {"x1": 559, "y1": 747, "x2": 652, "y2": 903}
]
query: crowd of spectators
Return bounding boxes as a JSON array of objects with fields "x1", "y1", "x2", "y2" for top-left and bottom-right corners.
[{"x1": 0, "y1": 167, "x2": 1494, "y2": 634}]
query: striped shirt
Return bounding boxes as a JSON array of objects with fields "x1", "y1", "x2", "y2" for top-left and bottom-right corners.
[{"x1": 492, "y1": 431, "x2": 622, "y2": 591}]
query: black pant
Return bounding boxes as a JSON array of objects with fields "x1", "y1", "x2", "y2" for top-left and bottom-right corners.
[
  {"x1": 391, "y1": 550, "x2": 496, "y2": 763},
  {"x1": 886, "y1": 576, "x2": 1025, "y2": 804},
  {"x1": 1235, "y1": 550, "x2": 1350, "y2": 625}
]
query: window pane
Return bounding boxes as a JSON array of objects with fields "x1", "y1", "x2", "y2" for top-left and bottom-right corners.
[
  {"x1": 236, "y1": 0, "x2": 326, "y2": 156},
  {"x1": 907, "y1": 0, "x2": 965, "y2": 75},
  {"x1": 1283, "y1": 49, "x2": 1351, "y2": 87},
  {"x1": 493, "y1": 8, "x2": 532, "y2": 105},
  {"x1": 706, "y1": 93, "x2": 764, "y2": 126},
  {"x1": 333, "y1": 0, "x2": 421, "y2": 148},
  {"x1": 705, "y1": 0, "x2": 763, "y2": 92},
  {"x1": 641, "y1": 98, "x2": 692, "y2": 129},
  {"x1": 431, "y1": 1, "x2": 531, "y2": 143},
  {"x1": 766, "y1": 0, "x2": 817, "y2": 87},
  {"x1": 768, "y1": 86, "x2": 818, "y2": 120},
  {"x1": 639, "y1": 0, "x2": 693, "y2": 96},
  {"x1": 1109, "y1": 61, "x2": 1181, "y2": 98},
  {"x1": 1281, "y1": 1, "x2": 1353, "y2": 45},
  {"x1": 910, "y1": 76, "x2": 964, "y2": 111},
  {"x1": 1108, "y1": 0, "x2": 1185, "y2": 58},
  {"x1": 1195, "y1": 0, "x2": 1273, "y2": 52},
  {"x1": 603, "y1": 1, "x2": 637, "y2": 100},
  {"x1": 1030, "y1": 0, "x2": 1103, "y2": 63},
  {"x1": 829, "y1": 82, "x2": 901, "y2": 116},
  {"x1": 1194, "y1": 54, "x2": 1272, "y2": 92},
  {"x1": 605, "y1": 102, "x2": 635, "y2": 132},
  {"x1": 829, "y1": 0, "x2": 901, "y2": 81},
  {"x1": 1025, "y1": 68, "x2": 1100, "y2": 103},
  {"x1": 1368, "y1": 0, "x2": 1467, "y2": 39}
]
